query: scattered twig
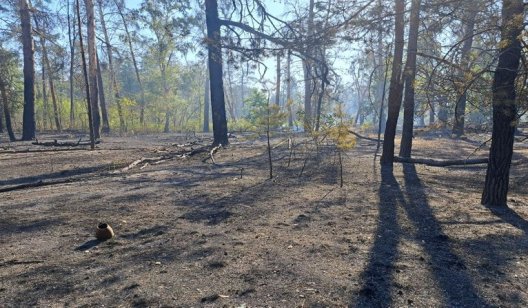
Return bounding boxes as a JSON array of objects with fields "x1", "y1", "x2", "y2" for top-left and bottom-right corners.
[
  {"x1": 32, "y1": 139, "x2": 101, "y2": 147},
  {"x1": 348, "y1": 130, "x2": 380, "y2": 142}
]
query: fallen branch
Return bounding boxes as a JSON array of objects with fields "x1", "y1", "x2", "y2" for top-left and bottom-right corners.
[
  {"x1": 348, "y1": 130, "x2": 381, "y2": 142},
  {"x1": 394, "y1": 156, "x2": 488, "y2": 167},
  {"x1": 32, "y1": 138, "x2": 101, "y2": 147}
]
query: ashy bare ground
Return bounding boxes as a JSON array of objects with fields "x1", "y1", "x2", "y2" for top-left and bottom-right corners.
[{"x1": 1, "y1": 132, "x2": 528, "y2": 307}]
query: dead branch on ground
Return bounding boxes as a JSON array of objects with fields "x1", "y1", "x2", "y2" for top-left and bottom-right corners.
[{"x1": 394, "y1": 156, "x2": 488, "y2": 167}]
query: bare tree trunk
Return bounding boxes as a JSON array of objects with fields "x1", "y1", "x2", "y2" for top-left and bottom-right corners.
[
  {"x1": 98, "y1": 0, "x2": 124, "y2": 133},
  {"x1": 453, "y1": 4, "x2": 478, "y2": 137},
  {"x1": 20, "y1": 0, "x2": 36, "y2": 140},
  {"x1": 275, "y1": 53, "x2": 281, "y2": 106},
  {"x1": 68, "y1": 0, "x2": 76, "y2": 129},
  {"x1": 399, "y1": 0, "x2": 421, "y2": 158},
  {"x1": 97, "y1": 56, "x2": 110, "y2": 134},
  {"x1": 0, "y1": 81, "x2": 16, "y2": 141},
  {"x1": 225, "y1": 63, "x2": 237, "y2": 122},
  {"x1": 41, "y1": 64, "x2": 49, "y2": 130},
  {"x1": 303, "y1": 0, "x2": 315, "y2": 131},
  {"x1": 85, "y1": 0, "x2": 100, "y2": 139},
  {"x1": 114, "y1": 0, "x2": 146, "y2": 126},
  {"x1": 0, "y1": 96, "x2": 4, "y2": 133},
  {"x1": 286, "y1": 50, "x2": 293, "y2": 127},
  {"x1": 481, "y1": 0, "x2": 523, "y2": 207},
  {"x1": 205, "y1": 0, "x2": 228, "y2": 146},
  {"x1": 203, "y1": 73, "x2": 210, "y2": 132},
  {"x1": 380, "y1": 0, "x2": 405, "y2": 166},
  {"x1": 76, "y1": 0, "x2": 95, "y2": 149}
]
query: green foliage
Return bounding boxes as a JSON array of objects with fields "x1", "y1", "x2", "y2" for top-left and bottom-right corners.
[{"x1": 326, "y1": 105, "x2": 356, "y2": 151}]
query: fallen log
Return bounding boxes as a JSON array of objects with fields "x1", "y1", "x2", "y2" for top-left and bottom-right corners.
[
  {"x1": 32, "y1": 138, "x2": 101, "y2": 147},
  {"x1": 394, "y1": 156, "x2": 488, "y2": 167}
]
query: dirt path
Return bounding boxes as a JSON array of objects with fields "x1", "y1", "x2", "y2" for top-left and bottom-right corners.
[{"x1": 1, "y1": 134, "x2": 527, "y2": 307}]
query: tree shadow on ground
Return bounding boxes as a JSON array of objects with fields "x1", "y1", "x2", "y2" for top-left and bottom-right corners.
[
  {"x1": 354, "y1": 164, "x2": 487, "y2": 307},
  {"x1": 354, "y1": 165, "x2": 402, "y2": 307}
]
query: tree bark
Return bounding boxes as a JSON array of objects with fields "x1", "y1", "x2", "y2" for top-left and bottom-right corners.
[
  {"x1": 41, "y1": 64, "x2": 49, "y2": 130},
  {"x1": 20, "y1": 0, "x2": 36, "y2": 140},
  {"x1": 380, "y1": 0, "x2": 405, "y2": 166},
  {"x1": 399, "y1": 0, "x2": 421, "y2": 158},
  {"x1": 85, "y1": 0, "x2": 100, "y2": 139},
  {"x1": 205, "y1": 0, "x2": 228, "y2": 146},
  {"x1": 302, "y1": 0, "x2": 315, "y2": 131},
  {"x1": 481, "y1": 0, "x2": 523, "y2": 207},
  {"x1": 452, "y1": 4, "x2": 478, "y2": 136},
  {"x1": 98, "y1": 0, "x2": 124, "y2": 133}
]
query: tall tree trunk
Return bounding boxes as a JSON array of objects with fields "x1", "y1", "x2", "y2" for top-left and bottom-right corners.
[
  {"x1": 481, "y1": 0, "x2": 523, "y2": 207},
  {"x1": 275, "y1": 53, "x2": 281, "y2": 106},
  {"x1": 0, "y1": 96, "x2": 4, "y2": 133},
  {"x1": 203, "y1": 73, "x2": 210, "y2": 132},
  {"x1": 0, "y1": 81, "x2": 16, "y2": 141},
  {"x1": 76, "y1": 0, "x2": 95, "y2": 149},
  {"x1": 303, "y1": 0, "x2": 315, "y2": 131},
  {"x1": 98, "y1": 0, "x2": 124, "y2": 133},
  {"x1": 452, "y1": 5, "x2": 478, "y2": 136},
  {"x1": 114, "y1": 0, "x2": 147, "y2": 126},
  {"x1": 205, "y1": 0, "x2": 228, "y2": 146},
  {"x1": 225, "y1": 63, "x2": 237, "y2": 122},
  {"x1": 97, "y1": 56, "x2": 110, "y2": 133},
  {"x1": 286, "y1": 50, "x2": 293, "y2": 127},
  {"x1": 380, "y1": 0, "x2": 405, "y2": 166},
  {"x1": 68, "y1": 0, "x2": 76, "y2": 129},
  {"x1": 429, "y1": 101, "x2": 435, "y2": 125},
  {"x1": 85, "y1": 0, "x2": 100, "y2": 139},
  {"x1": 399, "y1": 0, "x2": 421, "y2": 158},
  {"x1": 42, "y1": 64, "x2": 49, "y2": 130},
  {"x1": 20, "y1": 0, "x2": 36, "y2": 140}
]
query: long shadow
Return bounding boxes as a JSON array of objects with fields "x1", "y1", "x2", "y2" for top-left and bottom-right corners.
[
  {"x1": 485, "y1": 204, "x2": 528, "y2": 234},
  {"x1": 401, "y1": 163, "x2": 487, "y2": 307},
  {"x1": 354, "y1": 165, "x2": 402, "y2": 307}
]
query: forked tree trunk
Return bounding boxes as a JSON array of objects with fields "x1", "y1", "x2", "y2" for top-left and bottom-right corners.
[
  {"x1": 20, "y1": 0, "x2": 36, "y2": 140},
  {"x1": 481, "y1": 0, "x2": 523, "y2": 207},
  {"x1": 380, "y1": 0, "x2": 405, "y2": 166},
  {"x1": 205, "y1": 0, "x2": 228, "y2": 146},
  {"x1": 399, "y1": 0, "x2": 421, "y2": 158}
]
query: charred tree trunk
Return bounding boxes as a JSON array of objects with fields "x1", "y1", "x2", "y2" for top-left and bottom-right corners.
[
  {"x1": 20, "y1": 0, "x2": 36, "y2": 140},
  {"x1": 205, "y1": 0, "x2": 228, "y2": 146},
  {"x1": 380, "y1": 0, "x2": 405, "y2": 166},
  {"x1": 41, "y1": 64, "x2": 49, "y2": 130},
  {"x1": 481, "y1": 0, "x2": 523, "y2": 207},
  {"x1": 302, "y1": 0, "x2": 315, "y2": 131},
  {"x1": 399, "y1": 0, "x2": 421, "y2": 158}
]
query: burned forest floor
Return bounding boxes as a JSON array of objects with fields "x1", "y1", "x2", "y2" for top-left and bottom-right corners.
[{"x1": 1, "y1": 131, "x2": 528, "y2": 307}]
